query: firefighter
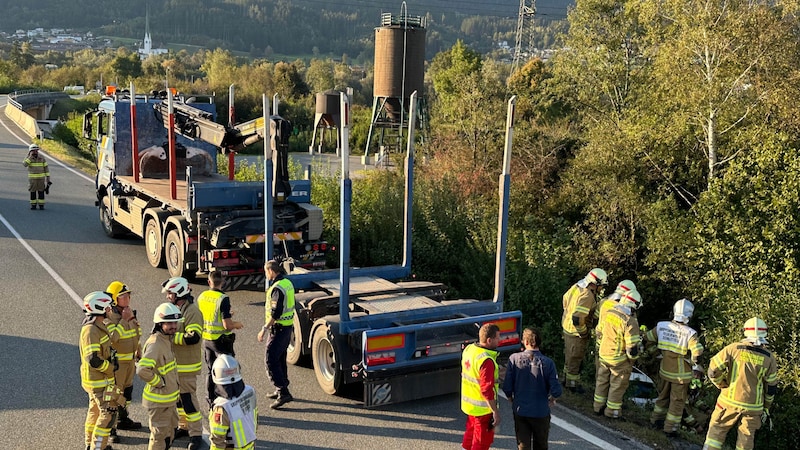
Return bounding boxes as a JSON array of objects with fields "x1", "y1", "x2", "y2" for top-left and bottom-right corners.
[
  {"x1": 198, "y1": 271, "x2": 243, "y2": 406},
  {"x1": 209, "y1": 354, "x2": 258, "y2": 450},
  {"x1": 137, "y1": 303, "x2": 182, "y2": 450},
  {"x1": 23, "y1": 143, "x2": 50, "y2": 210},
  {"x1": 80, "y1": 291, "x2": 126, "y2": 450},
  {"x1": 594, "y1": 280, "x2": 638, "y2": 369},
  {"x1": 562, "y1": 268, "x2": 608, "y2": 393},
  {"x1": 162, "y1": 277, "x2": 204, "y2": 450},
  {"x1": 702, "y1": 317, "x2": 778, "y2": 450},
  {"x1": 645, "y1": 298, "x2": 704, "y2": 436},
  {"x1": 257, "y1": 260, "x2": 296, "y2": 409},
  {"x1": 105, "y1": 281, "x2": 143, "y2": 443},
  {"x1": 593, "y1": 290, "x2": 641, "y2": 419}
]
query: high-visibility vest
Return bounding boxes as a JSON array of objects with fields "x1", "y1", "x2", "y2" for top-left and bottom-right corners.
[
  {"x1": 266, "y1": 278, "x2": 295, "y2": 326},
  {"x1": 210, "y1": 385, "x2": 258, "y2": 449},
  {"x1": 198, "y1": 290, "x2": 231, "y2": 340},
  {"x1": 460, "y1": 343, "x2": 498, "y2": 416}
]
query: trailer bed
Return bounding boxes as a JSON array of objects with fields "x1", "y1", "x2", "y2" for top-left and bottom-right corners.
[
  {"x1": 314, "y1": 276, "x2": 457, "y2": 314},
  {"x1": 117, "y1": 173, "x2": 230, "y2": 207}
]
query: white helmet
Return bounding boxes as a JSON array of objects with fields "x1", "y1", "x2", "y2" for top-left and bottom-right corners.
[
  {"x1": 673, "y1": 298, "x2": 694, "y2": 324},
  {"x1": 743, "y1": 317, "x2": 768, "y2": 341},
  {"x1": 620, "y1": 290, "x2": 643, "y2": 310},
  {"x1": 83, "y1": 291, "x2": 113, "y2": 316},
  {"x1": 162, "y1": 277, "x2": 191, "y2": 298},
  {"x1": 614, "y1": 279, "x2": 637, "y2": 296},
  {"x1": 153, "y1": 302, "x2": 183, "y2": 323},
  {"x1": 28, "y1": 143, "x2": 40, "y2": 151},
  {"x1": 585, "y1": 268, "x2": 609, "y2": 286},
  {"x1": 212, "y1": 354, "x2": 243, "y2": 385}
]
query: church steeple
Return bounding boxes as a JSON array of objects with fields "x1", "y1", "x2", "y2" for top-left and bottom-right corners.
[{"x1": 143, "y1": 5, "x2": 152, "y2": 55}]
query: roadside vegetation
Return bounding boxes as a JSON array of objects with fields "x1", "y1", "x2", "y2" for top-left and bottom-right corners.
[{"x1": 7, "y1": 1, "x2": 800, "y2": 448}]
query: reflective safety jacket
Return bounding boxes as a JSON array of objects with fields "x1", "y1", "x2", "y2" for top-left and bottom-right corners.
[
  {"x1": 80, "y1": 317, "x2": 116, "y2": 391},
  {"x1": 645, "y1": 320, "x2": 703, "y2": 383},
  {"x1": 107, "y1": 308, "x2": 141, "y2": 363},
  {"x1": 266, "y1": 277, "x2": 295, "y2": 327},
  {"x1": 595, "y1": 293, "x2": 621, "y2": 344},
  {"x1": 210, "y1": 385, "x2": 258, "y2": 450},
  {"x1": 23, "y1": 154, "x2": 49, "y2": 191},
  {"x1": 562, "y1": 283, "x2": 597, "y2": 338},
  {"x1": 137, "y1": 332, "x2": 179, "y2": 407},
  {"x1": 198, "y1": 289, "x2": 232, "y2": 341},
  {"x1": 598, "y1": 306, "x2": 640, "y2": 366},
  {"x1": 461, "y1": 343, "x2": 499, "y2": 417},
  {"x1": 173, "y1": 301, "x2": 203, "y2": 374},
  {"x1": 708, "y1": 339, "x2": 778, "y2": 412}
]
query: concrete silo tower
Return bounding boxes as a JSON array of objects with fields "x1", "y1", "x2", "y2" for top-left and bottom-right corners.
[{"x1": 365, "y1": 6, "x2": 426, "y2": 165}]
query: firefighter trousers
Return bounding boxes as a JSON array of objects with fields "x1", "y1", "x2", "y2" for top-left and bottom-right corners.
[
  {"x1": 563, "y1": 332, "x2": 589, "y2": 387},
  {"x1": 593, "y1": 360, "x2": 632, "y2": 418},
  {"x1": 702, "y1": 404, "x2": 761, "y2": 450},
  {"x1": 146, "y1": 405, "x2": 178, "y2": 450},
  {"x1": 84, "y1": 387, "x2": 116, "y2": 449},
  {"x1": 177, "y1": 372, "x2": 203, "y2": 437},
  {"x1": 651, "y1": 378, "x2": 689, "y2": 433}
]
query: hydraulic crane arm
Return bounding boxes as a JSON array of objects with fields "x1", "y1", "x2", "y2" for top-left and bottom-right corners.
[{"x1": 153, "y1": 102, "x2": 267, "y2": 152}]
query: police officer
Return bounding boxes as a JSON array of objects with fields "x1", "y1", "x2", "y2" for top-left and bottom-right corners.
[
  {"x1": 81, "y1": 291, "x2": 125, "y2": 450},
  {"x1": 23, "y1": 143, "x2": 49, "y2": 210},
  {"x1": 257, "y1": 260, "x2": 296, "y2": 409},
  {"x1": 162, "y1": 277, "x2": 204, "y2": 450},
  {"x1": 105, "y1": 281, "x2": 143, "y2": 443},
  {"x1": 197, "y1": 271, "x2": 243, "y2": 406},
  {"x1": 593, "y1": 290, "x2": 641, "y2": 419},
  {"x1": 562, "y1": 268, "x2": 608, "y2": 393},
  {"x1": 703, "y1": 317, "x2": 778, "y2": 450},
  {"x1": 137, "y1": 303, "x2": 182, "y2": 450},
  {"x1": 645, "y1": 298, "x2": 704, "y2": 436},
  {"x1": 209, "y1": 354, "x2": 258, "y2": 450}
]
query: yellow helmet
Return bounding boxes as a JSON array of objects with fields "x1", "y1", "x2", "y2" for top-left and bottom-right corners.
[{"x1": 106, "y1": 281, "x2": 131, "y2": 304}]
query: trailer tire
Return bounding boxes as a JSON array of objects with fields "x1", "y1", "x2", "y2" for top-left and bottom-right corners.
[
  {"x1": 286, "y1": 314, "x2": 307, "y2": 366},
  {"x1": 145, "y1": 219, "x2": 164, "y2": 268},
  {"x1": 165, "y1": 229, "x2": 186, "y2": 278},
  {"x1": 312, "y1": 324, "x2": 341, "y2": 395},
  {"x1": 100, "y1": 196, "x2": 125, "y2": 238}
]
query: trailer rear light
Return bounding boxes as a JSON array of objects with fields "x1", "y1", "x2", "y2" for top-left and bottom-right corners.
[
  {"x1": 313, "y1": 244, "x2": 319, "y2": 251},
  {"x1": 321, "y1": 243, "x2": 327, "y2": 250},
  {"x1": 366, "y1": 334, "x2": 405, "y2": 352},
  {"x1": 366, "y1": 352, "x2": 396, "y2": 366},
  {"x1": 485, "y1": 317, "x2": 520, "y2": 346},
  {"x1": 498, "y1": 333, "x2": 520, "y2": 346},
  {"x1": 416, "y1": 341, "x2": 465, "y2": 357},
  {"x1": 211, "y1": 250, "x2": 240, "y2": 268}
]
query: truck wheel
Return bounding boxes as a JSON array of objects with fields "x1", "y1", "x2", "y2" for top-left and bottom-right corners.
[
  {"x1": 312, "y1": 324, "x2": 341, "y2": 394},
  {"x1": 165, "y1": 229, "x2": 186, "y2": 278},
  {"x1": 100, "y1": 196, "x2": 125, "y2": 238},
  {"x1": 144, "y1": 219, "x2": 164, "y2": 268},
  {"x1": 287, "y1": 314, "x2": 307, "y2": 366}
]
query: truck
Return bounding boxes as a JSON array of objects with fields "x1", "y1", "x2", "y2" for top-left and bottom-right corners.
[
  {"x1": 83, "y1": 84, "x2": 327, "y2": 290},
  {"x1": 279, "y1": 92, "x2": 523, "y2": 406}
]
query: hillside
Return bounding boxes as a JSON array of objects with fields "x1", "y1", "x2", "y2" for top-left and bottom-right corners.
[{"x1": 1, "y1": 0, "x2": 572, "y2": 60}]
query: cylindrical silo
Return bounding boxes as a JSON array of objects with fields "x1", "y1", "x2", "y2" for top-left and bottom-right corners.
[{"x1": 373, "y1": 14, "x2": 426, "y2": 103}]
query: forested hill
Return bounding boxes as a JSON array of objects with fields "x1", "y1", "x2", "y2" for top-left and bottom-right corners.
[{"x1": 1, "y1": 0, "x2": 571, "y2": 59}]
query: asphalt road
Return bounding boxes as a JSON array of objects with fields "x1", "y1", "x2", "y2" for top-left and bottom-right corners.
[{"x1": 0, "y1": 97, "x2": 650, "y2": 450}]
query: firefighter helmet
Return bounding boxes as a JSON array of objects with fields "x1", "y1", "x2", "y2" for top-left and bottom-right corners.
[
  {"x1": 106, "y1": 281, "x2": 131, "y2": 304},
  {"x1": 212, "y1": 354, "x2": 242, "y2": 385},
  {"x1": 153, "y1": 302, "x2": 183, "y2": 323},
  {"x1": 743, "y1": 317, "x2": 768, "y2": 341},
  {"x1": 620, "y1": 290, "x2": 643, "y2": 310},
  {"x1": 83, "y1": 291, "x2": 113, "y2": 316},
  {"x1": 673, "y1": 298, "x2": 694, "y2": 324},
  {"x1": 28, "y1": 143, "x2": 39, "y2": 151},
  {"x1": 585, "y1": 268, "x2": 609, "y2": 286},
  {"x1": 614, "y1": 279, "x2": 637, "y2": 296},
  {"x1": 161, "y1": 277, "x2": 191, "y2": 298}
]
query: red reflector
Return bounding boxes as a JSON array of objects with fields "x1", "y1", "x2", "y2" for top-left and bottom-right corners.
[
  {"x1": 499, "y1": 335, "x2": 520, "y2": 346},
  {"x1": 366, "y1": 355, "x2": 396, "y2": 366},
  {"x1": 313, "y1": 244, "x2": 319, "y2": 251},
  {"x1": 222, "y1": 250, "x2": 229, "y2": 258},
  {"x1": 230, "y1": 250, "x2": 238, "y2": 258},
  {"x1": 321, "y1": 243, "x2": 327, "y2": 250}
]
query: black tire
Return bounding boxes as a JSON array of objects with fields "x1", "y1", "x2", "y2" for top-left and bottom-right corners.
[
  {"x1": 286, "y1": 314, "x2": 308, "y2": 366},
  {"x1": 144, "y1": 219, "x2": 164, "y2": 268},
  {"x1": 165, "y1": 229, "x2": 186, "y2": 278},
  {"x1": 100, "y1": 196, "x2": 125, "y2": 238},
  {"x1": 311, "y1": 324, "x2": 341, "y2": 394}
]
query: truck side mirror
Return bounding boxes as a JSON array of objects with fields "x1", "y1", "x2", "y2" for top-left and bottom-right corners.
[{"x1": 82, "y1": 111, "x2": 96, "y2": 141}]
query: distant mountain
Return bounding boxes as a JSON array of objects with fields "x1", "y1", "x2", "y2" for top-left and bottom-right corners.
[{"x1": 1, "y1": 0, "x2": 574, "y2": 59}]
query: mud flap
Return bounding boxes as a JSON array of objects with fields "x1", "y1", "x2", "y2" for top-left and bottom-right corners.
[{"x1": 364, "y1": 366, "x2": 460, "y2": 407}]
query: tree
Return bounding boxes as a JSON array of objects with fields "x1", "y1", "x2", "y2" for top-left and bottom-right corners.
[{"x1": 305, "y1": 59, "x2": 334, "y2": 94}]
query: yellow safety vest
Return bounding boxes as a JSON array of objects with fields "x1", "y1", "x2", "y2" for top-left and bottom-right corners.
[
  {"x1": 266, "y1": 278, "x2": 295, "y2": 326},
  {"x1": 460, "y1": 343, "x2": 498, "y2": 416},
  {"x1": 198, "y1": 290, "x2": 232, "y2": 341}
]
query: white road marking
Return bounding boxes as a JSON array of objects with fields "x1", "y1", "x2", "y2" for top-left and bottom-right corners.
[
  {"x1": 0, "y1": 212, "x2": 83, "y2": 307},
  {"x1": 552, "y1": 415, "x2": 623, "y2": 450}
]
